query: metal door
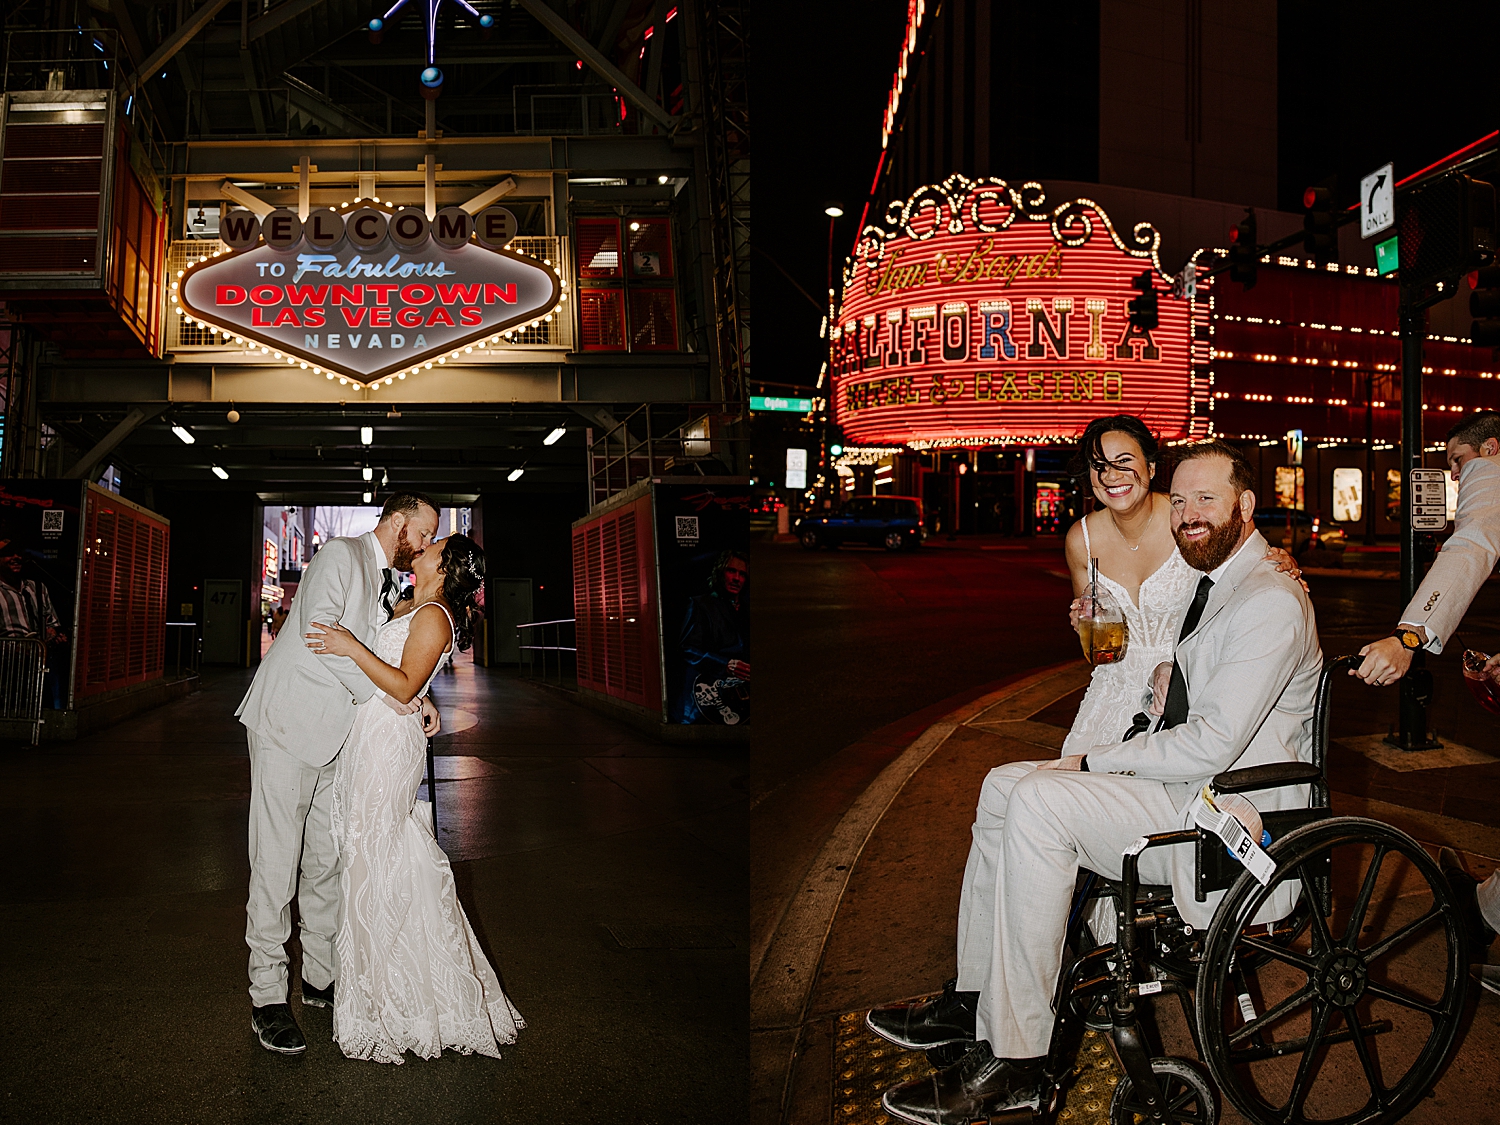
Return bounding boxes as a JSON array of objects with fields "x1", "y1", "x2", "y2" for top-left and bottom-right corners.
[{"x1": 202, "y1": 578, "x2": 242, "y2": 664}]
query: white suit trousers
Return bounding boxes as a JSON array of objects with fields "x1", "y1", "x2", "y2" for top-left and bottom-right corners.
[
  {"x1": 955, "y1": 761, "x2": 1184, "y2": 1057},
  {"x1": 246, "y1": 731, "x2": 341, "y2": 1006}
]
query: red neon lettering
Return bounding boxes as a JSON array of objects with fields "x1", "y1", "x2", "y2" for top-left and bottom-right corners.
[
  {"x1": 483, "y1": 283, "x2": 517, "y2": 304},
  {"x1": 459, "y1": 306, "x2": 482, "y2": 326},
  {"x1": 250, "y1": 285, "x2": 282, "y2": 306},
  {"x1": 284, "y1": 284, "x2": 329, "y2": 306},
  {"x1": 425, "y1": 307, "x2": 456, "y2": 327},
  {"x1": 272, "y1": 308, "x2": 301, "y2": 327},
  {"x1": 396, "y1": 308, "x2": 425, "y2": 327},
  {"x1": 369, "y1": 307, "x2": 391, "y2": 327},
  {"x1": 251, "y1": 307, "x2": 274, "y2": 326},
  {"x1": 401, "y1": 284, "x2": 435, "y2": 305},
  {"x1": 216, "y1": 285, "x2": 247, "y2": 305},
  {"x1": 330, "y1": 285, "x2": 364, "y2": 305},
  {"x1": 437, "y1": 283, "x2": 482, "y2": 304},
  {"x1": 367, "y1": 284, "x2": 398, "y2": 306},
  {"x1": 303, "y1": 308, "x2": 326, "y2": 327},
  {"x1": 340, "y1": 307, "x2": 369, "y2": 327}
]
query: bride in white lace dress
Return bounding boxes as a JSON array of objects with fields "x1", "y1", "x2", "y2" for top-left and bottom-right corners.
[
  {"x1": 306, "y1": 533, "x2": 524, "y2": 1064},
  {"x1": 1062, "y1": 417, "x2": 1300, "y2": 752}
]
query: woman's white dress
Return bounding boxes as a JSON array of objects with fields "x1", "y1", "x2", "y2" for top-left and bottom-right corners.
[
  {"x1": 330, "y1": 602, "x2": 525, "y2": 1064},
  {"x1": 1060, "y1": 514, "x2": 1199, "y2": 755}
]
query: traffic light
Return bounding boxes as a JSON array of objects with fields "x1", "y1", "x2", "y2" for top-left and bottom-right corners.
[
  {"x1": 1472, "y1": 266, "x2": 1500, "y2": 347},
  {"x1": 1397, "y1": 173, "x2": 1496, "y2": 299},
  {"x1": 1302, "y1": 185, "x2": 1337, "y2": 265},
  {"x1": 1228, "y1": 208, "x2": 1257, "y2": 289},
  {"x1": 1127, "y1": 271, "x2": 1158, "y2": 331}
]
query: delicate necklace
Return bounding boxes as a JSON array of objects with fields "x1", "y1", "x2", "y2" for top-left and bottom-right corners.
[{"x1": 1110, "y1": 501, "x2": 1155, "y2": 552}]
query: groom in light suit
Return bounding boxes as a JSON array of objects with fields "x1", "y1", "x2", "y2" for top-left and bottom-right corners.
[
  {"x1": 236, "y1": 491, "x2": 441, "y2": 1054},
  {"x1": 1352, "y1": 410, "x2": 1500, "y2": 984},
  {"x1": 870, "y1": 441, "x2": 1323, "y2": 1125}
]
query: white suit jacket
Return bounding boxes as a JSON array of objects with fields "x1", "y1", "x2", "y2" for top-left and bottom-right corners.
[
  {"x1": 1087, "y1": 529, "x2": 1324, "y2": 926},
  {"x1": 235, "y1": 532, "x2": 385, "y2": 766},
  {"x1": 1400, "y1": 456, "x2": 1500, "y2": 653}
]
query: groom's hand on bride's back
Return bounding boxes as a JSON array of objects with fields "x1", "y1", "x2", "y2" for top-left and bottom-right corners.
[
  {"x1": 419, "y1": 696, "x2": 441, "y2": 735},
  {"x1": 380, "y1": 693, "x2": 421, "y2": 716}
]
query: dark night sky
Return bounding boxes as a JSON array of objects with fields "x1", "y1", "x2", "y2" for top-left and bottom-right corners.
[{"x1": 755, "y1": 1, "x2": 1500, "y2": 404}]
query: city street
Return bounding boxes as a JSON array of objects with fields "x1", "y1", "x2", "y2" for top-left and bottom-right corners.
[{"x1": 753, "y1": 534, "x2": 1500, "y2": 1124}]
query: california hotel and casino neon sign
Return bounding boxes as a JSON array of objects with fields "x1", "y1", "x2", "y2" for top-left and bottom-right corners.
[{"x1": 831, "y1": 175, "x2": 1211, "y2": 448}]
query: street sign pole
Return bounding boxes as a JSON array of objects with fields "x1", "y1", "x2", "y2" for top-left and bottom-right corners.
[{"x1": 1391, "y1": 303, "x2": 1440, "y2": 751}]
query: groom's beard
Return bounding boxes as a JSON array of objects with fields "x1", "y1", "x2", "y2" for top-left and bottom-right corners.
[
  {"x1": 1173, "y1": 511, "x2": 1246, "y2": 572},
  {"x1": 390, "y1": 527, "x2": 418, "y2": 571}
]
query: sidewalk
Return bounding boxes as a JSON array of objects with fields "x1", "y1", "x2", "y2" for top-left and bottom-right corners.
[
  {"x1": 768, "y1": 661, "x2": 1500, "y2": 1125},
  {"x1": 0, "y1": 659, "x2": 746, "y2": 1124}
]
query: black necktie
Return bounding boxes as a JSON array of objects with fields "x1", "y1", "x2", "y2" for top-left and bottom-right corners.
[
  {"x1": 380, "y1": 567, "x2": 395, "y2": 619},
  {"x1": 1158, "y1": 575, "x2": 1215, "y2": 731}
]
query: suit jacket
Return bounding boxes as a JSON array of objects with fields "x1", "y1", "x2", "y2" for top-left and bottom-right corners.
[
  {"x1": 235, "y1": 532, "x2": 384, "y2": 766},
  {"x1": 1400, "y1": 456, "x2": 1500, "y2": 653},
  {"x1": 1087, "y1": 529, "x2": 1324, "y2": 926}
]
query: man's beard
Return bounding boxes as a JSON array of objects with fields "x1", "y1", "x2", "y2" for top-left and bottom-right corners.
[
  {"x1": 1174, "y1": 512, "x2": 1245, "y2": 572},
  {"x1": 390, "y1": 526, "x2": 418, "y2": 571}
]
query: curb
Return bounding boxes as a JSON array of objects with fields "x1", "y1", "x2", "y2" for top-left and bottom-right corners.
[{"x1": 749, "y1": 660, "x2": 1087, "y2": 1124}]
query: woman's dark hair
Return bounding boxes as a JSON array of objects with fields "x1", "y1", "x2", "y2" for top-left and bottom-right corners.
[
  {"x1": 438, "y1": 533, "x2": 485, "y2": 652},
  {"x1": 1069, "y1": 415, "x2": 1161, "y2": 489}
]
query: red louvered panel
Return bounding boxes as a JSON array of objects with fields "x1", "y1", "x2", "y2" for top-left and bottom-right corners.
[
  {"x1": 2, "y1": 123, "x2": 105, "y2": 158},
  {"x1": 0, "y1": 236, "x2": 97, "y2": 272},
  {"x1": 0, "y1": 159, "x2": 103, "y2": 194},
  {"x1": 74, "y1": 490, "x2": 171, "y2": 698},
  {"x1": 617, "y1": 512, "x2": 642, "y2": 695},
  {"x1": 571, "y1": 494, "x2": 659, "y2": 712}
]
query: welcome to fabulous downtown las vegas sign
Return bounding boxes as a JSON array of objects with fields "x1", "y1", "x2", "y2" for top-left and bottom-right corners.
[{"x1": 175, "y1": 202, "x2": 563, "y2": 388}]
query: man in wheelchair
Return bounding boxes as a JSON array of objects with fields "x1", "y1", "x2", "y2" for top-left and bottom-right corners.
[{"x1": 868, "y1": 442, "x2": 1325, "y2": 1125}]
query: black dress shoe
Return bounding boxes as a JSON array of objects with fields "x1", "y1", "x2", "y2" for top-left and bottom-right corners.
[
  {"x1": 866, "y1": 978, "x2": 979, "y2": 1050},
  {"x1": 882, "y1": 1042, "x2": 1043, "y2": 1125},
  {"x1": 1440, "y1": 847, "x2": 1497, "y2": 958},
  {"x1": 251, "y1": 1003, "x2": 307, "y2": 1055},
  {"x1": 301, "y1": 979, "x2": 335, "y2": 1009}
]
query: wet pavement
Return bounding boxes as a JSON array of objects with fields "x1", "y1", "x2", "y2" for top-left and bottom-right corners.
[
  {"x1": 753, "y1": 537, "x2": 1500, "y2": 1125},
  {"x1": 0, "y1": 656, "x2": 747, "y2": 1123}
]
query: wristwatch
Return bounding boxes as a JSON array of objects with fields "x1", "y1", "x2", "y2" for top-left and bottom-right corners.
[{"x1": 1392, "y1": 627, "x2": 1423, "y2": 651}]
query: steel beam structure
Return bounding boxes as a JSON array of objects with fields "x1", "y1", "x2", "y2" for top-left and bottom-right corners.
[{"x1": 126, "y1": 0, "x2": 236, "y2": 93}]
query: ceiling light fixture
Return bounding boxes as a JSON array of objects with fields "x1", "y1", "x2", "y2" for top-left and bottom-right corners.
[
  {"x1": 507, "y1": 467, "x2": 524, "y2": 482},
  {"x1": 360, "y1": 426, "x2": 373, "y2": 445},
  {"x1": 543, "y1": 426, "x2": 566, "y2": 445},
  {"x1": 362, "y1": 466, "x2": 373, "y2": 481},
  {"x1": 171, "y1": 424, "x2": 195, "y2": 445},
  {"x1": 362, "y1": 490, "x2": 372, "y2": 503},
  {"x1": 211, "y1": 465, "x2": 229, "y2": 479}
]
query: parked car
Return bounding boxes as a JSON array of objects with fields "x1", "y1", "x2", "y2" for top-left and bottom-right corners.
[
  {"x1": 1253, "y1": 507, "x2": 1346, "y2": 555},
  {"x1": 797, "y1": 496, "x2": 925, "y2": 551}
]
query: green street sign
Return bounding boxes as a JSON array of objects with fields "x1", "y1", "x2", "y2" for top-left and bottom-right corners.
[
  {"x1": 1375, "y1": 235, "x2": 1399, "y2": 276},
  {"x1": 750, "y1": 396, "x2": 813, "y2": 412}
]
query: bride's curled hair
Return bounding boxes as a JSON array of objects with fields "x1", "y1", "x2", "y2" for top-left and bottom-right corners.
[{"x1": 438, "y1": 533, "x2": 485, "y2": 652}]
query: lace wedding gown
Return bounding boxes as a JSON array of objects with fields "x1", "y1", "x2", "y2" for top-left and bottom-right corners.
[
  {"x1": 1060, "y1": 515, "x2": 1200, "y2": 755},
  {"x1": 330, "y1": 602, "x2": 525, "y2": 1064}
]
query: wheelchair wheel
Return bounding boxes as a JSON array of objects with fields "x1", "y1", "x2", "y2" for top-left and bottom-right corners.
[
  {"x1": 1109, "y1": 1056, "x2": 1218, "y2": 1125},
  {"x1": 1196, "y1": 817, "x2": 1466, "y2": 1125}
]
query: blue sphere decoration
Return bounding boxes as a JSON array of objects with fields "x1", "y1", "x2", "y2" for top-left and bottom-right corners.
[
  {"x1": 421, "y1": 66, "x2": 443, "y2": 88},
  {"x1": 479, "y1": 14, "x2": 494, "y2": 27},
  {"x1": 368, "y1": 17, "x2": 383, "y2": 30}
]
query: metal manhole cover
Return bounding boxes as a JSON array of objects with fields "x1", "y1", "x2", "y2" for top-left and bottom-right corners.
[{"x1": 831, "y1": 1011, "x2": 1122, "y2": 1125}]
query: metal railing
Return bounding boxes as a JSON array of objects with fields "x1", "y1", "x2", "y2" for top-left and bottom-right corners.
[
  {"x1": 587, "y1": 402, "x2": 747, "y2": 506},
  {"x1": 517, "y1": 618, "x2": 576, "y2": 689},
  {"x1": 164, "y1": 621, "x2": 201, "y2": 678},
  {"x1": 0, "y1": 637, "x2": 47, "y2": 744}
]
